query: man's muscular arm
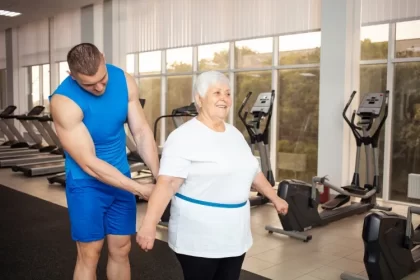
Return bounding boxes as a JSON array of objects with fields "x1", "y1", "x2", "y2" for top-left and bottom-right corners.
[
  {"x1": 125, "y1": 73, "x2": 160, "y2": 179},
  {"x1": 50, "y1": 94, "x2": 153, "y2": 198}
]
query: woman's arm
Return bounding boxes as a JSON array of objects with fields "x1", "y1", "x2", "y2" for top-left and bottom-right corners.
[
  {"x1": 252, "y1": 172, "x2": 289, "y2": 214},
  {"x1": 142, "y1": 175, "x2": 185, "y2": 226},
  {"x1": 251, "y1": 172, "x2": 278, "y2": 201}
]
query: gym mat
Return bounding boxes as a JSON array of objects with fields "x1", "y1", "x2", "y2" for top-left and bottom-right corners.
[{"x1": 0, "y1": 185, "x2": 270, "y2": 280}]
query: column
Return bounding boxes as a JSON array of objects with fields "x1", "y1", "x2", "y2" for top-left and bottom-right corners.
[
  {"x1": 81, "y1": 4, "x2": 95, "y2": 44},
  {"x1": 5, "y1": 28, "x2": 14, "y2": 107},
  {"x1": 318, "y1": 0, "x2": 361, "y2": 189},
  {"x1": 49, "y1": 18, "x2": 59, "y2": 94}
]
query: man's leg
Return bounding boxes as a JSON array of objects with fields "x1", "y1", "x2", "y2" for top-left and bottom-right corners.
[
  {"x1": 107, "y1": 235, "x2": 132, "y2": 280},
  {"x1": 74, "y1": 239, "x2": 104, "y2": 280},
  {"x1": 66, "y1": 179, "x2": 112, "y2": 280},
  {"x1": 104, "y1": 186, "x2": 137, "y2": 280}
]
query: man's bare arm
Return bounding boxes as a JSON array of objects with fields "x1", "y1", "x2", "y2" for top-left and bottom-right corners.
[
  {"x1": 50, "y1": 94, "x2": 153, "y2": 198},
  {"x1": 125, "y1": 73, "x2": 160, "y2": 179}
]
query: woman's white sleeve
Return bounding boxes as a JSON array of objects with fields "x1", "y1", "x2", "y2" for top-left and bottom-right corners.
[{"x1": 158, "y1": 132, "x2": 192, "y2": 179}]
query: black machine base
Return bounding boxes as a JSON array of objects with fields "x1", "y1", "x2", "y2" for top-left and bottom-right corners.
[
  {"x1": 341, "y1": 211, "x2": 420, "y2": 280},
  {"x1": 265, "y1": 179, "x2": 390, "y2": 243}
]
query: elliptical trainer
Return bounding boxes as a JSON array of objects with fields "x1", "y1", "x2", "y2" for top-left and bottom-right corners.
[
  {"x1": 238, "y1": 90, "x2": 276, "y2": 206},
  {"x1": 265, "y1": 91, "x2": 392, "y2": 242},
  {"x1": 340, "y1": 206, "x2": 420, "y2": 280}
]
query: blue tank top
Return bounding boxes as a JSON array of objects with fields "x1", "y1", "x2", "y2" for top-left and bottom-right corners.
[{"x1": 51, "y1": 64, "x2": 130, "y2": 180}]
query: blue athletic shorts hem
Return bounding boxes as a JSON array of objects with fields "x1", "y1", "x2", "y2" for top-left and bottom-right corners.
[{"x1": 65, "y1": 172, "x2": 136, "y2": 242}]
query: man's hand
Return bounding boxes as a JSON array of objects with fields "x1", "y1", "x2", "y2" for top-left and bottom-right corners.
[
  {"x1": 273, "y1": 197, "x2": 289, "y2": 215},
  {"x1": 133, "y1": 182, "x2": 155, "y2": 200},
  {"x1": 136, "y1": 222, "x2": 157, "y2": 252}
]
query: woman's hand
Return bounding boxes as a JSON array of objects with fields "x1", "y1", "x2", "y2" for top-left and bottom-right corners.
[
  {"x1": 136, "y1": 222, "x2": 157, "y2": 252},
  {"x1": 273, "y1": 197, "x2": 289, "y2": 215}
]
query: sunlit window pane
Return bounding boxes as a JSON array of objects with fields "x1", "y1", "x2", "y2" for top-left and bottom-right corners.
[
  {"x1": 139, "y1": 51, "x2": 161, "y2": 75},
  {"x1": 167, "y1": 47, "x2": 192, "y2": 73},
  {"x1": 235, "y1": 38, "x2": 272, "y2": 69},
  {"x1": 396, "y1": 20, "x2": 420, "y2": 58},
  {"x1": 279, "y1": 32, "x2": 321, "y2": 65},
  {"x1": 361, "y1": 24, "x2": 388, "y2": 60},
  {"x1": 198, "y1": 43, "x2": 229, "y2": 71}
]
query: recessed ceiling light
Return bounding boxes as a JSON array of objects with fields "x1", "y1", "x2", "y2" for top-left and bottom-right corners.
[{"x1": 0, "y1": 10, "x2": 22, "y2": 17}]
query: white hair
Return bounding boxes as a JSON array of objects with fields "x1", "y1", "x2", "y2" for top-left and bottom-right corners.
[{"x1": 193, "y1": 71, "x2": 231, "y2": 102}]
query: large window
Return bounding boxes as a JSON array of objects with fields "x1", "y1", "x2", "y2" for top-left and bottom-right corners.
[
  {"x1": 42, "y1": 64, "x2": 50, "y2": 111},
  {"x1": 359, "y1": 64, "x2": 387, "y2": 196},
  {"x1": 277, "y1": 69, "x2": 319, "y2": 182},
  {"x1": 390, "y1": 62, "x2": 420, "y2": 203},
  {"x1": 138, "y1": 51, "x2": 163, "y2": 143},
  {"x1": 59, "y1": 62, "x2": 69, "y2": 84},
  {"x1": 139, "y1": 77, "x2": 162, "y2": 144},
  {"x1": 30, "y1": 66, "x2": 41, "y2": 108},
  {"x1": 28, "y1": 64, "x2": 51, "y2": 111},
  {"x1": 167, "y1": 47, "x2": 192, "y2": 73},
  {"x1": 275, "y1": 32, "x2": 321, "y2": 183},
  {"x1": 234, "y1": 72, "x2": 272, "y2": 146},
  {"x1": 166, "y1": 75, "x2": 193, "y2": 138},
  {"x1": 139, "y1": 51, "x2": 161, "y2": 75},
  {"x1": 395, "y1": 20, "x2": 420, "y2": 59},
  {"x1": 235, "y1": 38, "x2": 273, "y2": 69},
  {"x1": 198, "y1": 43, "x2": 229, "y2": 71},
  {"x1": 360, "y1": 24, "x2": 388, "y2": 60},
  {"x1": 279, "y1": 32, "x2": 321, "y2": 65}
]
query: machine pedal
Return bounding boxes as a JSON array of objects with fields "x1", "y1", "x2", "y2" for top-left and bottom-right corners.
[
  {"x1": 342, "y1": 185, "x2": 369, "y2": 195},
  {"x1": 322, "y1": 194, "x2": 350, "y2": 210}
]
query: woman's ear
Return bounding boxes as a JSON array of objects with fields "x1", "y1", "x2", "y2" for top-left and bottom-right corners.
[{"x1": 194, "y1": 93, "x2": 202, "y2": 109}]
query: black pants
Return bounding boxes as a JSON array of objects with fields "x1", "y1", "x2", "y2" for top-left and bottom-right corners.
[{"x1": 175, "y1": 252, "x2": 246, "y2": 280}]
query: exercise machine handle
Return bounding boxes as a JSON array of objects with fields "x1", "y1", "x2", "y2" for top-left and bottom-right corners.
[
  {"x1": 311, "y1": 176, "x2": 377, "y2": 200},
  {"x1": 371, "y1": 90, "x2": 389, "y2": 147},
  {"x1": 343, "y1": 91, "x2": 362, "y2": 140},
  {"x1": 237, "y1": 91, "x2": 256, "y2": 139},
  {"x1": 238, "y1": 92, "x2": 252, "y2": 125},
  {"x1": 405, "y1": 206, "x2": 420, "y2": 249}
]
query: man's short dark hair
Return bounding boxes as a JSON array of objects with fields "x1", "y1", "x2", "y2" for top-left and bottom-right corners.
[{"x1": 67, "y1": 43, "x2": 103, "y2": 76}]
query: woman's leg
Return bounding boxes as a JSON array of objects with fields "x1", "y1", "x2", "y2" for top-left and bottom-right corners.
[
  {"x1": 175, "y1": 253, "x2": 219, "y2": 280},
  {"x1": 213, "y1": 253, "x2": 246, "y2": 280}
]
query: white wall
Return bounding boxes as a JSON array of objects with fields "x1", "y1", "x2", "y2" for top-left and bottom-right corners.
[
  {"x1": 122, "y1": 0, "x2": 322, "y2": 53},
  {"x1": 362, "y1": 0, "x2": 420, "y2": 25}
]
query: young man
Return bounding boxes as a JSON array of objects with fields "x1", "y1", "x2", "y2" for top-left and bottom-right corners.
[{"x1": 50, "y1": 43, "x2": 159, "y2": 280}]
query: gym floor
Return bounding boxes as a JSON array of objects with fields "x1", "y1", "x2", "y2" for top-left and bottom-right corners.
[{"x1": 1, "y1": 168, "x2": 419, "y2": 280}]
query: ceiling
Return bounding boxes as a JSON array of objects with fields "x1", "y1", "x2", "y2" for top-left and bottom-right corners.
[{"x1": 0, "y1": 0, "x2": 101, "y2": 31}]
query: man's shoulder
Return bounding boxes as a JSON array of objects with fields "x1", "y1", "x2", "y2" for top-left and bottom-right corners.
[{"x1": 106, "y1": 63, "x2": 125, "y2": 74}]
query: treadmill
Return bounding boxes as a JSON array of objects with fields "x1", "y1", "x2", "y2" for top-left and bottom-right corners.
[
  {"x1": 0, "y1": 105, "x2": 22, "y2": 149},
  {"x1": 0, "y1": 112, "x2": 64, "y2": 168},
  {"x1": 0, "y1": 105, "x2": 47, "y2": 156},
  {"x1": 12, "y1": 114, "x2": 66, "y2": 176}
]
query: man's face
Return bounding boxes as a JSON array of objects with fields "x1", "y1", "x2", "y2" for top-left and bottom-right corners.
[{"x1": 71, "y1": 58, "x2": 109, "y2": 96}]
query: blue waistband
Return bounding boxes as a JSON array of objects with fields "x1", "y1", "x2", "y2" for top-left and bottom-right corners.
[{"x1": 175, "y1": 193, "x2": 247, "y2": 208}]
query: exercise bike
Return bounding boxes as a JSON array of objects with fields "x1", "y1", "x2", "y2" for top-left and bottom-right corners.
[
  {"x1": 340, "y1": 206, "x2": 420, "y2": 280},
  {"x1": 238, "y1": 90, "x2": 276, "y2": 206},
  {"x1": 265, "y1": 91, "x2": 392, "y2": 242}
]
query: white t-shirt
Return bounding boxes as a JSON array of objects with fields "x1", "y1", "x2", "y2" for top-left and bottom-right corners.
[{"x1": 159, "y1": 117, "x2": 261, "y2": 258}]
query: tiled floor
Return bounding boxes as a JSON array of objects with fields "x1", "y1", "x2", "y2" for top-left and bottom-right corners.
[{"x1": 1, "y1": 168, "x2": 420, "y2": 280}]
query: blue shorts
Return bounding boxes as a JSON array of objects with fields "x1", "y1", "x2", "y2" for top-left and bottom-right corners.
[{"x1": 65, "y1": 172, "x2": 136, "y2": 242}]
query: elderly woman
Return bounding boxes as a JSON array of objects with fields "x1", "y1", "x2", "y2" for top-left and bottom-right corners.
[{"x1": 137, "y1": 70, "x2": 288, "y2": 280}]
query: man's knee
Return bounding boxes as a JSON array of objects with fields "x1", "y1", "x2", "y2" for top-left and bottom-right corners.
[
  {"x1": 108, "y1": 235, "x2": 131, "y2": 262},
  {"x1": 76, "y1": 240, "x2": 104, "y2": 267}
]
